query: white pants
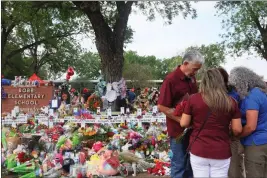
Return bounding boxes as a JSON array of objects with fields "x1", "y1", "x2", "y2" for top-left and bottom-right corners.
[{"x1": 190, "y1": 153, "x2": 230, "y2": 178}]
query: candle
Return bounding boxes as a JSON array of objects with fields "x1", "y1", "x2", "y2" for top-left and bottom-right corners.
[
  {"x1": 11, "y1": 110, "x2": 16, "y2": 117},
  {"x1": 107, "y1": 108, "x2": 112, "y2": 117},
  {"x1": 120, "y1": 107, "x2": 125, "y2": 115},
  {"x1": 44, "y1": 107, "x2": 49, "y2": 114},
  {"x1": 14, "y1": 106, "x2": 19, "y2": 113},
  {"x1": 137, "y1": 108, "x2": 142, "y2": 116}
]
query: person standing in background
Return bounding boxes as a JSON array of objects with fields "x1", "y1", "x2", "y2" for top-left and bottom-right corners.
[
  {"x1": 217, "y1": 67, "x2": 245, "y2": 178},
  {"x1": 157, "y1": 50, "x2": 204, "y2": 178},
  {"x1": 229, "y1": 67, "x2": 267, "y2": 178}
]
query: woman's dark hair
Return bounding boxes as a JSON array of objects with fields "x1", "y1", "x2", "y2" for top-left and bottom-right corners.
[
  {"x1": 217, "y1": 67, "x2": 229, "y2": 86},
  {"x1": 217, "y1": 67, "x2": 235, "y2": 92}
]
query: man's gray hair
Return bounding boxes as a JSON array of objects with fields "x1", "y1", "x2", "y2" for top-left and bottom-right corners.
[
  {"x1": 229, "y1": 66, "x2": 267, "y2": 99},
  {"x1": 182, "y1": 50, "x2": 205, "y2": 64}
]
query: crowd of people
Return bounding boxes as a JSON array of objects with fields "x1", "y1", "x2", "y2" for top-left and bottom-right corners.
[{"x1": 158, "y1": 50, "x2": 267, "y2": 178}]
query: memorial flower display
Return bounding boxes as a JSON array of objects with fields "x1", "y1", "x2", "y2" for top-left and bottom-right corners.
[{"x1": 1, "y1": 75, "x2": 172, "y2": 177}]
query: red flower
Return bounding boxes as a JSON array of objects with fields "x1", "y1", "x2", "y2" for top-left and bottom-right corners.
[
  {"x1": 17, "y1": 152, "x2": 31, "y2": 163},
  {"x1": 70, "y1": 88, "x2": 76, "y2": 93},
  {"x1": 83, "y1": 88, "x2": 89, "y2": 93}
]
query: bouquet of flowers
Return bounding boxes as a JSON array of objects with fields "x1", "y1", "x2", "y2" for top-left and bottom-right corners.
[
  {"x1": 173, "y1": 94, "x2": 192, "y2": 143},
  {"x1": 87, "y1": 94, "x2": 103, "y2": 112}
]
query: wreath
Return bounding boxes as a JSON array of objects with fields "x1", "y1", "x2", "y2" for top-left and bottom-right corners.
[{"x1": 87, "y1": 94, "x2": 103, "y2": 112}]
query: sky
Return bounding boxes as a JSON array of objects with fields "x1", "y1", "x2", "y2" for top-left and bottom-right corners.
[{"x1": 80, "y1": 1, "x2": 267, "y2": 80}]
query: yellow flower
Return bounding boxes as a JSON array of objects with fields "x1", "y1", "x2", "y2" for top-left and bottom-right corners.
[{"x1": 90, "y1": 154, "x2": 100, "y2": 161}]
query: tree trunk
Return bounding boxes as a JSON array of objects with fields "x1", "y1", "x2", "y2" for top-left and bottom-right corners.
[
  {"x1": 99, "y1": 49, "x2": 124, "y2": 83},
  {"x1": 73, "y1": 1, "x2": 133, "y2": 82},
  {"x1": 73, "y1": 1, "x2": 133, "y2": 111},
  {"x1": 94, "y1": 30, "x2": 124, "y2": 82}
]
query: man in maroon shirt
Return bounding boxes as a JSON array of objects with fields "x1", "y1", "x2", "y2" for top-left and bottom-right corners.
[{"x1": 158, "y1": 50, "x2": 204, "y2": 178}]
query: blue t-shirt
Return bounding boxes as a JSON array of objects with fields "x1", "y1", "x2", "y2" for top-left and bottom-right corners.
[
  {"x1": 240, "y1": 88, "x2": 267, "y2": 146},
  {"x1": 228, "y1": 89, "x2": 240, "y2": 103}
]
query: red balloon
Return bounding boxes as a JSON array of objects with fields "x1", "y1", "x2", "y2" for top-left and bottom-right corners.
[{"x1": 67, "y1": 67, "x2": 74, "y2": 76}]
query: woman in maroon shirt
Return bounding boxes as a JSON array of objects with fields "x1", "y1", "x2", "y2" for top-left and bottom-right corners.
[{"x1": 180, "y1": 69, "x2": 242, "y2": 177}]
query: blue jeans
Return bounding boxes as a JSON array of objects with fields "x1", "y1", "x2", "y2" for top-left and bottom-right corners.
[{"x1": 170, "y1": 137, "x2": 193, "y2": 178}]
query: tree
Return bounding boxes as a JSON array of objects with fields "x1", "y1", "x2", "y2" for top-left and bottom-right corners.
[
  {"x1": 215, "y1": 1, "x2": 267, "y2": 61},
  {"x1": 124, "y1": 51, "x2": 163, "y2": 79},
  {"x1": 71, "y1": 1, "x2": 197, "y2": 82},
  {"x1": 1, "y1": 1, "x2": 87, "y2": 78},
  {"x1": 123, "y1": 63, "x2": 154, "y2": 89},
  {"x1": 159, "y1": 56, "x2": 183, "y2": 79},
  {"x1": 74, "y1": 52, "x2": 101, "y2": 79},
  {"x1": 185, "y1": 43, "x2": 226, "y2": 79}
]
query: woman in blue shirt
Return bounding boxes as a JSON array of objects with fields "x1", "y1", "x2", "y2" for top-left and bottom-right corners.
[{"x1": 229, "y1": 66, "x2": 267, "y2": 178}]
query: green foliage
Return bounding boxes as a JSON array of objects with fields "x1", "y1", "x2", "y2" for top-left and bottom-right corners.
[
  {"x1": 2, "y1": 1, "x2": 198, "y2": 81},
  {"x1": 88, "y1": 1, "x2": 198, "y2": 40},
  {"x1": 74, "y1": 44, "x2": 225, "y2": 82},
  {"x1": 123, "y1": 63, "x2": 154, "y2": 88},
  {"x1": 75, "y1": 50, "x2": 183, "y2": 82},
  {"x1": 72, "y1": 1, "x2": 198, "y2": 81},
  {"x1": 185, "y1": 44, "x2": 226, "y2": 79},
  {"x1": 215, "y1": 1, "x2": 267, "y2": 60},
  {"x1": 133, "y1": 1, "x2": 197, "y2": 24},
  {"x1": 186, "y1": 44, "x2": 225, "y2": 68},
  {"x1": 74, "y1": 52, "x2": 101, "y2": 80},
  {"x1": 159, "y1": 56, "x2": 183, "y2": 79},
  {"x1": 124, "y1": 51, "x2": 162, "y2": 79},
  {"x1": 1, "y1": 1, "x2": 88, "y2": 79}
]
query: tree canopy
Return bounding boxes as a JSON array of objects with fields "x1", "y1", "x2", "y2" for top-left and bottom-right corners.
[
  {"x1": 1, "y1": 1, "x2": 230, "y2": 82},
  {"x1": 215, "y1": 1, "x2": 267, "y2": 61},
  {"x1": 1, "y1": 1, "x2": 87, "y2": 79},
  {"x1": 71, "y1": 1, "x2": 197, "y2": 82}
]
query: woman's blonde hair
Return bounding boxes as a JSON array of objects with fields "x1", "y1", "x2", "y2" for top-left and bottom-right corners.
[{"x1": 199, "y1": 68, "x2": 233, "y2": 112}]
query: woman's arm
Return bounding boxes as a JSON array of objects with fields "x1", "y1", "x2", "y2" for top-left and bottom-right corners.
[
  {"x1": 158, "y1": 105, "x2": 181, "y2": 122},
  {"x1": 239, "y1": 110, "x2": 258, "y2": 138},
  {"x1": 231, "y1": 118, "x2": 242, "y2": 136},
  {"x1": 180, "y1": 113, "x2": 191, "y2": 128}
]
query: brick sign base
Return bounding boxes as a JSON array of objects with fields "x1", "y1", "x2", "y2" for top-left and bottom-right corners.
[{"x1": 2, "y1": 86, "x2": 54, "y2": 113}]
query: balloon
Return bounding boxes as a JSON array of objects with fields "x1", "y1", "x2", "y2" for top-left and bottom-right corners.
[
  {"x1": 67, "y1": 67, "x2": 74, "y2": 76},
  {"x1": 66, "y1": 75, "x2": 70, "y2": 80}
]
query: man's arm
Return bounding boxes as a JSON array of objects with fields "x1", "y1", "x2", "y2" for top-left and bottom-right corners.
[{"x1": 158, "y1": 104, "x2": 181, "y2": 123}]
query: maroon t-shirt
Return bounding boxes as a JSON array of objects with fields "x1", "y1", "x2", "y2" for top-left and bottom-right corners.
[
  {"x1": 183, "y1": 93, "x2": 241, "y2": 159},
  {"x1": 158, "y1": 66, "x2": 198, "y2": 137}
]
